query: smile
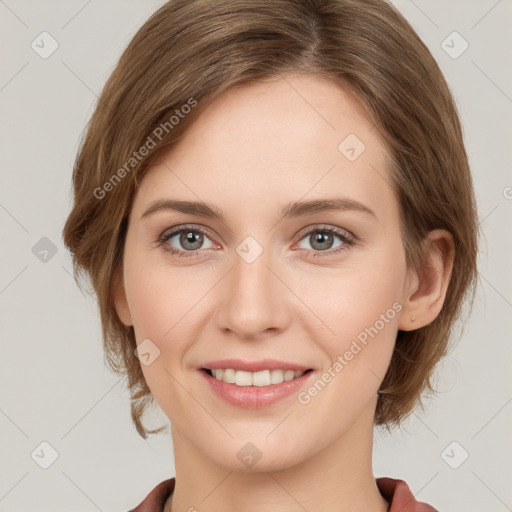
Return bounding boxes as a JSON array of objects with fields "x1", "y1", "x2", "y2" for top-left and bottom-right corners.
[
  {"x1": 204, "y1": 368, "x2": 308, "y2": 386},
  {"x1": 200, "y1": 368, "x2": 314, "y2": 408}
]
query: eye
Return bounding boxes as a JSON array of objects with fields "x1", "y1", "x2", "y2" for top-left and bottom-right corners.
[
  {"x1": 295, "y1": 225, "x2": 355, "y2": 257},
  {"x1": 156, "y1": 223, "x2": 356, "y2": 259},
  {"x1": 156, "y1": 225, "x2": 217, "y2": 257}
]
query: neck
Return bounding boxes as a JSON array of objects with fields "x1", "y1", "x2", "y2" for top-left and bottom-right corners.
[{"x1": 166, "y1": 398, "x2": 388, "y2": 512}]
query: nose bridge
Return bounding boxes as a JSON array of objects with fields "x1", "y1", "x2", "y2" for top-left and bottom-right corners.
[{"x1": 215, "y1": 235, "x2": 290, "y2": 337}]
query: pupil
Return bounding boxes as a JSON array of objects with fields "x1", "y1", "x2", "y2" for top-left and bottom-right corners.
[
  {"x1": 313, "y1": 232, "x2": 332, "y2": 250},
  {"x1": 182, "y1": 231, "x2": 202, "y2": 250}
]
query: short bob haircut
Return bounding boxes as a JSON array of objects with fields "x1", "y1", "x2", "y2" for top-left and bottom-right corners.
[{"x1": 63, "y1": 0, "x2": 479, "y2": 439}]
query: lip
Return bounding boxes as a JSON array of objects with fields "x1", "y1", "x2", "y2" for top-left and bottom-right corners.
[
  {"x1": 199, "y1": 367, "x2": 315, "y2": 408},
  {"x1": 201, "y1": 358, "x2": 311, "y2": 372}
]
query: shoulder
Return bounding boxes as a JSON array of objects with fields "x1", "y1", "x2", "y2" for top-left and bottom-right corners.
[
  {"x1": 128, "y1": 478, "x2": 175, "y2": 512},
  {"x1": 376, "y1": 477, "x2": 439, "y2": 511}
]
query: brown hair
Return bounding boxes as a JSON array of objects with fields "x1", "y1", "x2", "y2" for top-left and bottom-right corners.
[{"x1": 62, "y1": 0, "x2": 479, "y2": 438}]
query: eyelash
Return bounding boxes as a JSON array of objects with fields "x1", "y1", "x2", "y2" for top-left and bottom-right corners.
[{"x1": 155, "y1": 224, "x2": 356, "y2": 260}]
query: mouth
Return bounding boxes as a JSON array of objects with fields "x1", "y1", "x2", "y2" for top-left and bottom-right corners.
[
  {"x1": 199, "y1": 365, "x2": 315, "y2": 408},
  {"x1": 201, "y1": 367, "x2": 314, "y2": 387}
]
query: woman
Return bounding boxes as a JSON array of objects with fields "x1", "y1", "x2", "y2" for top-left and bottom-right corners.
[{"x1": 62, "y1": 0, "x2": 479, "y2": 510}]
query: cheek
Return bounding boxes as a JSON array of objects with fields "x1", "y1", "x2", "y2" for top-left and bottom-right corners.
[
  {"x1": 295, "y1": 245, "x2": 406, "y2": 396},
  {"x1": 122, "y1": 240, "x2": 183, "y2": 356},
  {"x1": 298, "y1": 247, "x2": 406, "y2": 344},
  {"x1": 124, "y1": 263, "x2": 198, "y2": 408},
  {"x1": 122, "y1": 228, "x2": 203, "y2": 335},
  {"x1": 123, "y1": 251, "x2": 215, "y2": 365},
  {"x1": 126, "y1": 270, "x2": 176, "y2": 340}
]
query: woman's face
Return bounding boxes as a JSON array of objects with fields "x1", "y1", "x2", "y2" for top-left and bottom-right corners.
[{"x1": 115, "y1": 74, "x2": 415, "y2": 471}]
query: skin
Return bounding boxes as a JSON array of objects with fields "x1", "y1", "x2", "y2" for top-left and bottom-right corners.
[{"x1": 113, "y1": 74, "x2": 454, "y2": 512}]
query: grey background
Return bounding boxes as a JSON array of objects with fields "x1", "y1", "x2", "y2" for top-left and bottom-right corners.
[{"x1": 1, "y1": 1, "x2": 511, "y2": 511}]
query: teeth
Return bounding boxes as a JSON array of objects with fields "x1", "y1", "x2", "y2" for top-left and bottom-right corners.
[{"x1": 210, "y1": 368, "x2": 306, "y2": 386}]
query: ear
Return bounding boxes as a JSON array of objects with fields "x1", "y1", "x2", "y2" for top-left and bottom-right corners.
[
  {"x1": 398, "y1": 229, "x2": 455, "y2": 331},
  {"x1": 112, "y1": 267, "x2": 133, "y2": 327}
]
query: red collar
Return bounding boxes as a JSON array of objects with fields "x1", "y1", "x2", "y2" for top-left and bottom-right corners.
[{"x1": 130, "y1": 476, "x2": 438, "y2": 511}]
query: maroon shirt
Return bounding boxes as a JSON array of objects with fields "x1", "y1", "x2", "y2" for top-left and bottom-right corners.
[{"x1": 129, "y1": 477, "x2": 439, "y2": 511}]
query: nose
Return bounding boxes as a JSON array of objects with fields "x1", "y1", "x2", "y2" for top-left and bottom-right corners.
[{"x1": 213, "y1": 245, "x2": 292, "y2": 340}]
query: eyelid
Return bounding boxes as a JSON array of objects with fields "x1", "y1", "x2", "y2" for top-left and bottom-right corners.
[
  {"x1": 156, "y1": 224, "x2": 218, "y2": 248},
  {"x1": 294, "y1": 223, "x2": 355, "y2": 243}
]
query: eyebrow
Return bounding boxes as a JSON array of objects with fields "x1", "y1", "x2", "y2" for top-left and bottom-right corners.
[{"x1": 140, "y1": 197, "x2": 376, "y2": 221}]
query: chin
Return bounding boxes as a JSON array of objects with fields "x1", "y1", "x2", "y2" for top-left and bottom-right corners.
[{"x1": 200, "y1": 433, "x2": 313, "y2": 474}]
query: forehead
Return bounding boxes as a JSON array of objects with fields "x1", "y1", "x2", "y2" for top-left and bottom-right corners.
[{"x1": 132, "y1": 74, "x2": 397, "y2": 223}]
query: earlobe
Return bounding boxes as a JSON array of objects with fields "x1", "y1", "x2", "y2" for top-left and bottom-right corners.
[
  {"x1": 399, "y1": 229, "x2": 455, "y2": 331},
  {"x1": 112, "y1": 269, "x2": 133, "y2": 327}
]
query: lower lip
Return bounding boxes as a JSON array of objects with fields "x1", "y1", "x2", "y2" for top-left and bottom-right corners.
[{"x1": 200, "y1": 369, "x2": 314, "y2": 408}]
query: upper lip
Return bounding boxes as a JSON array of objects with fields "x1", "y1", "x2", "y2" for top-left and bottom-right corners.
[{"x1": 201, "y1": 359, "x2": 311, "y2": 372}]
